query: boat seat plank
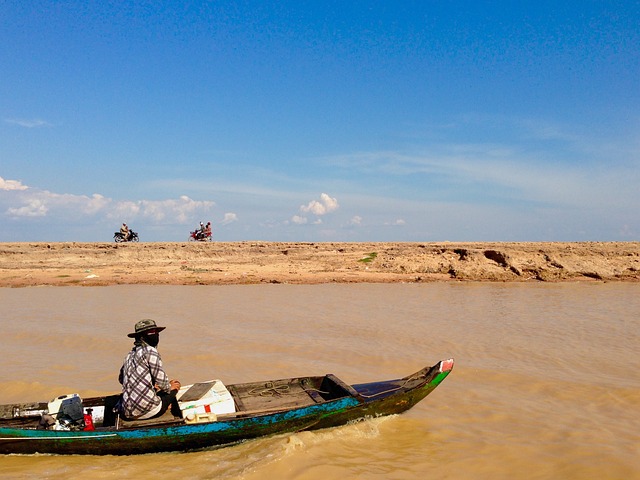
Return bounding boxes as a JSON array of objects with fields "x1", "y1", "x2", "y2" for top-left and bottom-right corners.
[
  {"x1": 116, "y1": 410, "x2": 183, "y2": 430},
  {"x1": 322, "y1": 374, "x2": 363, "y2": 400},
  {"x1": 226, "y1": 385, "x2": 247, "y2": 412},
  {"x1": 305, "y1": 389, "x2": 325, "y2": 404}
]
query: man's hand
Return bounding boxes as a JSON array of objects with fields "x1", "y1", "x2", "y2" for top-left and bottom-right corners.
[{"x1": 170, "y1": 379, "x2": 181, "y2": 391}]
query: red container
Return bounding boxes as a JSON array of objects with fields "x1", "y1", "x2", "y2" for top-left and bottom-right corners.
[{"x1": 83, "y1": 413, "x2": 95, "y2": 431}]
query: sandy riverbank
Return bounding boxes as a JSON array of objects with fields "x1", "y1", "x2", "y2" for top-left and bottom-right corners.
[{"x1": 1, "y1": 241, "x2": 639, "y2": 287}]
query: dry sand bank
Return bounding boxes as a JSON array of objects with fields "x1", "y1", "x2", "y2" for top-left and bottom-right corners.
[{"x1": 1, "y1": 241, "x2": 639, "y2": 287}]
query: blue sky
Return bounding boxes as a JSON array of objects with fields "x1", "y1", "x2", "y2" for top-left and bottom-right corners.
[{"x1": 1, "y1": 1, "x2": 638, "y2": 242}]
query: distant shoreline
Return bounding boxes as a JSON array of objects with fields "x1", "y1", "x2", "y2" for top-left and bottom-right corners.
[{"x1": 0, "y1": 241, "x2": 638, "y2": 287}]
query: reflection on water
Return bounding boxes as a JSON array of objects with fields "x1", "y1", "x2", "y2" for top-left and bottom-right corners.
[{"x1": 1, "y1": 283, "x2": 639, "y2": 479}]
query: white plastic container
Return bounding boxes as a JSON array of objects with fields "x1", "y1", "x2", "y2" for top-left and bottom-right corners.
[{"x1": 177, "y1": 380, "x2": 235, "y2": 422}]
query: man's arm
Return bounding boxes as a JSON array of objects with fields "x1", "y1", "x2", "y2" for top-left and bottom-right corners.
[{"x1": 147, "y1": 349, "x2": 171, "y2": 393}]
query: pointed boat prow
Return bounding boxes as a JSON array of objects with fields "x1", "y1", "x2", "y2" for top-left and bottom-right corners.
[{"x1": 439, "y1": 358, "x2": 454, "y2": 373}]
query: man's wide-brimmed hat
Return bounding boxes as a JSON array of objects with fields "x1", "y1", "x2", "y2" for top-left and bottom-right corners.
[{"x1": 128, "y1": 319, "x2": 166, "y2": 338}]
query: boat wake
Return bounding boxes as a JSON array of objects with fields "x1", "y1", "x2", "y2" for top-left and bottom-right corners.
[{"x1": 285, "y1": 415, "x2": 396, "y2": 452}]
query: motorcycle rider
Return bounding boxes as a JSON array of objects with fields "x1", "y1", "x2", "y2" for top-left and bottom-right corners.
[{"x1": 120, "y1": 223, "x2": 129, "y2": 240}]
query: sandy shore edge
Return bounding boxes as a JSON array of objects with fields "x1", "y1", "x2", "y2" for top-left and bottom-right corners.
[{"x1": 1, "y1": 241, "x2": 639, "y2": 287}]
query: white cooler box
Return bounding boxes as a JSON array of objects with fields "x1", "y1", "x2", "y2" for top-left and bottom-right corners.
[{"x1": 177, "y1": 380, "x2": 236, "y2": 424}]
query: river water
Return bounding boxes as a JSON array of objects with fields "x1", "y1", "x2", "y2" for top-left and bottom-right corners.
[{"x1": 1, "y1": 283, "x2": 639, "y2": 479}]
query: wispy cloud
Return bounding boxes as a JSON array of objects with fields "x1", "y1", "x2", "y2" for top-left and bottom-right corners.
[
  {"x1": 222, "y1": 212, "x2": 238, "y2": 225},
  {"x1": 323, "y1": 138, "x2": 638, "y2": 210},
  {"x1": 4, "y1": 118, "x2": 53, "y2": 128},
  {"x1": 316, "y1": 112, "x2": 640, "y2": 216},
  {"x1": 385, "y1": 219, "x2": 406, "y2": 226}
]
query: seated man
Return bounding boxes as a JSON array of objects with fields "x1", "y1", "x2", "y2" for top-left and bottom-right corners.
[{"x1": 119, "y1": 319, "x2": 182, "y2": 420}]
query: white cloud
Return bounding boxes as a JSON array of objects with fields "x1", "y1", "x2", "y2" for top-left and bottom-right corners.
[
  {"x1": 138, "y1": 196, "x2": 215, "y2": 223},
  {"x1": 385, "y1": 219, "x2": 406, "y2": 226},
  {"x1": 2, "y1": 180, "x2": 214, "y2": 225},
  {"x1": 83, "y1": 194, "x2": 111, "y2": 214},
  {"x1": 0, "y1": 177, "x2": 28, "y2": 191},
  {"x1": 349, "y1": 215, "x2": 362, "y2": 225},
  {"x1": 106, "y1": 200, "x2": 142, "y2": 221},
  {"x1": 7, "y1": 198, "x2": 48, "y2": 217},
  {"x1": 300, "y1": 193, "x2": 339, "y2": 216},
  {"x1": 291, "y1": 215, "x2": 308, "y2": 224},
  {"x1": 222, "y1": 212, "x2": 238, "y2": 225}
]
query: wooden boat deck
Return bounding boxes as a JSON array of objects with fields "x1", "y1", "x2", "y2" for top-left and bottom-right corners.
[
  {"x1": 229, "y1": 374, "x2": 364, "y2": 415},
  {"x1": 228, "y1": 377, "x2": 322, "y2": 414}
]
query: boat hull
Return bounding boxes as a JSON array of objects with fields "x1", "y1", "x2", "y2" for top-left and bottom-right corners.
[{"x1": 0, "y1": 359, "x2": 453, "y2": 455}]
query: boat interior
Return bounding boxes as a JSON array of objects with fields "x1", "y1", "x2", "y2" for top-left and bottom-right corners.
[{"x1": 0, "y1": 373, "x2": 364, "y2": 431}]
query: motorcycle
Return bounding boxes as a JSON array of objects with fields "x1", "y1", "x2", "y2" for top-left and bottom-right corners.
[
  {"x1": 189, "y1": 229, "x2": 212, "y2": 242},
  {"x1": 113, "y1": 230, "x2": 139, "y2": 243}
]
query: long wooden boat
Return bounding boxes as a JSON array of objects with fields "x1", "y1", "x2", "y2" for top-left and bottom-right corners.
[{"x1": 0, "y1": 359, "x2": 453, "y2": 455}]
